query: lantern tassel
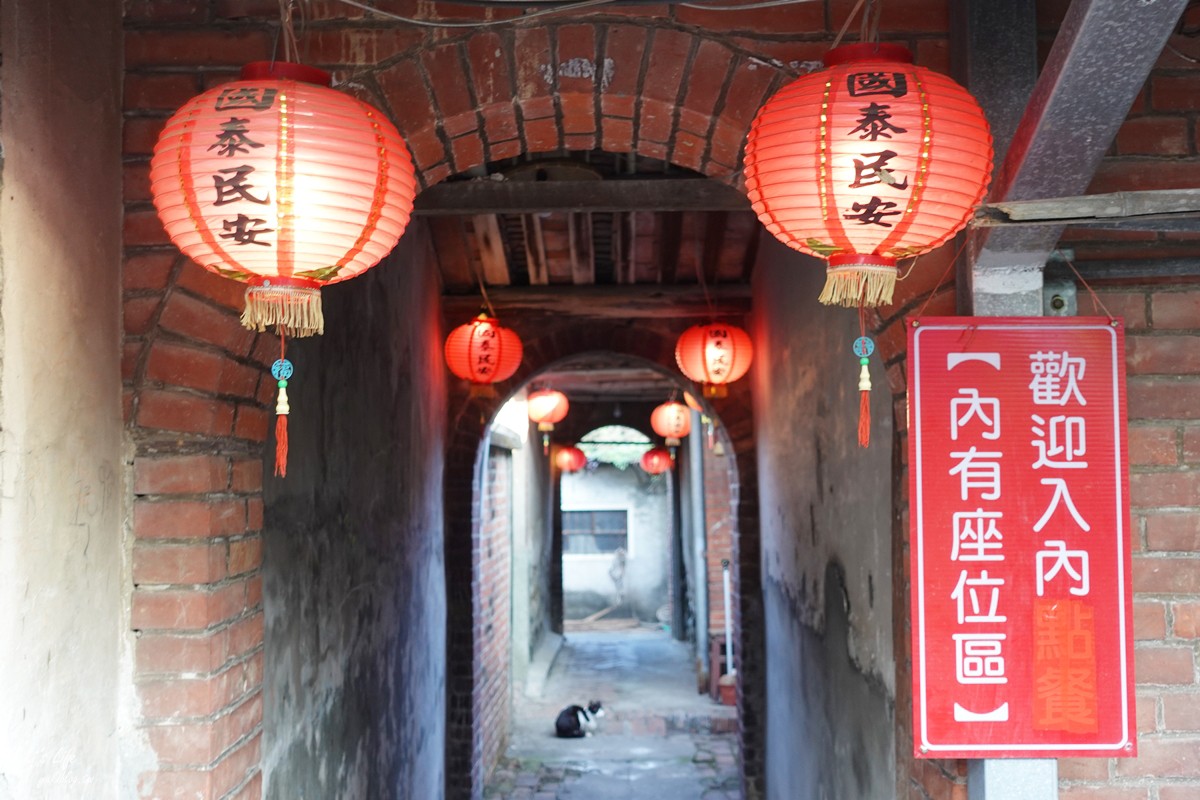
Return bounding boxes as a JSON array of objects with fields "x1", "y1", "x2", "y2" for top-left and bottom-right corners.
[
  {"x1": 274, "y1": 378, "x2": 291, "y2": 477},
  {"x1": 271, "y1": 338, "x2": 295, "y2": 478},
  {"x1": 275, "y1": 413, "x2": 289, "y2": 477},
  {"x1": 820, "y1": 266, "x2": 897, "y2": 308},
  {"x1": 858, "y1": 362, "x2": 871, "y2": 448},
  {"x1": 243, "y1": 284, "x2": 325, "y2": 337}
]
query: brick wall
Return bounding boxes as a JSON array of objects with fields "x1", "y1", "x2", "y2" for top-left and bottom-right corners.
[
  {"x1": 476, "y1": 447, "x2": 514, "y2": 784},
  {"x1": 704, "y1": 437, "x2": 737, "y2": 668}
]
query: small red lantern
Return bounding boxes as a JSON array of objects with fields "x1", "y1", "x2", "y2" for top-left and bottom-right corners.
[
  {"x1": 444, "y1": 313, "x2": 523, "y2": 397},
  {"x1": 555, "y1": 445, "x2": 588, "y2": 473},
  {"x1": 528, "y1": 389, "x2": 569, "y2": 454},
  {"x1": 651, "y1": 401, "x2": 692, "y2": 447},
  {"x1": 151, "y1": 61, "x2": 417, "y2": 337},
  {"x1": 640, "y1": 446, "x2": 673, "y2": 475},
  {"x1": 683, "y1": 391, "x2": 704, "y2": 413},
  {"x1": 675, "y1": 324, "x2": 754, "y2": 398},
  {"x1": 744, "y1": 43, "x2": 992, "y2": 307}
]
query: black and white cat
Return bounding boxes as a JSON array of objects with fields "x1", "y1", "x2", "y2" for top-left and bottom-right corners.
[{"x1": 554, "y1": 700, "x2": 605, "y2": 738}]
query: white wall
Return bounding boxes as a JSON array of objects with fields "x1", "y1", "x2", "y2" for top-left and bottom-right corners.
[
  {"x1": 561, "y1": 463, "x2": 670, "y2": 621},
  {"x1": 0, "y1": 1, "x2": 141, "y2": 797}
]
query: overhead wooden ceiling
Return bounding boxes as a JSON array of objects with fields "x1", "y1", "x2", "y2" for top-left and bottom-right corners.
[{"x1": 418, "y1": 152, "x2": 759, "y2": 301}]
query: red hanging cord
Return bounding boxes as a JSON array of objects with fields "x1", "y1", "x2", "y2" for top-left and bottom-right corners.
[{"x1": 857, "y1": 304, "x2": 871, "y2": 448}]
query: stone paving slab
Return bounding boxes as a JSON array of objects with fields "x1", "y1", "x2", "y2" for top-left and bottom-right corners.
[{"x1": 485, "y1": 733, "x2": 741, "y2": 799}]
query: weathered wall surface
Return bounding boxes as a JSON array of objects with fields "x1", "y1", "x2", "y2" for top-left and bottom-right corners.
[
  {"x1": 752, "y1": 237, "x2": 896, "y2": 799},
  {"x1": 561, "y1": 463, "x2": 670, "y2": 621},
  {"x1": 0, "y1": 1, "x2": 136, "y2": 797},
  {"x1": 261, "y1": 233, "x2": 446, "y2": 800}
]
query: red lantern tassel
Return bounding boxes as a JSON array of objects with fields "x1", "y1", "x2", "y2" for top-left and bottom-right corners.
[
  {"x1": 275, "y1": 414, "x2": 289, "y2": 477},
  {"x1": 858, "y1": 385, "x2": 871, "y2": 449}
]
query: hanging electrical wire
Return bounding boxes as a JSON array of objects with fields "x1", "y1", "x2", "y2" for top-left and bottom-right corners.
[{"x1": 334, "y1": 0, "x2": 822, "y2": 27}]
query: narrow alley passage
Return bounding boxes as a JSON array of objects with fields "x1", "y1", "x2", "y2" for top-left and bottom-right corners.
[{"x1": 485, "y1": 627, "x2": 741, "y2": 799}]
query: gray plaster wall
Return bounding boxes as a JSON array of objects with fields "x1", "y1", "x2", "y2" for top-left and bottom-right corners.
[
  {"x1": 561, "y1": 463, "x2": 670, "y2": 622},
  {"x1": 751, "y1": 237, "x2": 896, "y2": 799},
  {"x1": 262, "y1": 230, "x2": 447, "y2": 800},
  {"x1": 0, "y1": 1, "x2": 141, "y2": 797}
]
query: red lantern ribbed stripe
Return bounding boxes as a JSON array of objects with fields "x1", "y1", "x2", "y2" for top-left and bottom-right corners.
[
  {"x1": 744, "y1": 43, "x2": 992, "y2": 307},
  {"x1": 555, "y1": 446, "x2": 588, "y2": 473},
  {"x1": 641, "y1": 446, "x2": 673, "y2": 475},
  {"x1": 150, "y1": 61, "x2": 417, "y2": 335},
  {"x1": 675, "y1": 324, "x2": 754, "y2": 397},
  {"x1": 444, "y1": 314, "x2": 523, "y2": 386},
  {"x1": 651, "y1": 401, "x2": 692, "y2": 443}
]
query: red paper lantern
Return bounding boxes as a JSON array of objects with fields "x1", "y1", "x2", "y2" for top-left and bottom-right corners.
[
  {"x1": 675, "y1": 323, "x2": 754, "y2": 398},
  {"x1": 151, "y1": 61, "x2": 417, "y2": 337},
  {"x1": 555, "y1": 446, "x2": 588, "y2": 473},
  {"x1": 683, "y1": 391, "x2": 704, "y2": 413},
  {"x1": 640, "y1": 446, "x2": 673, "y2": 475},
  {"x1": 744, "y1": 43, "x2": 992, "y2": 307},
  {"x1": 651, "y1": 401, "x2": 692, "y2": 447},
  {"x1": 528, "y1": 389, "x2": 569, "y2": 430},
  {"x1": 444, "y1": 313, "x2": 523, "y2": 396}
]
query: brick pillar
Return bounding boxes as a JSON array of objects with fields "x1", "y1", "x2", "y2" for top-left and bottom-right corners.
[{"x1": 131, "y1": 455, "x2": 265, "y2": 798}]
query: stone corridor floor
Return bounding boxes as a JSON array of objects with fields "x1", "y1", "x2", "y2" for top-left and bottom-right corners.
[{"x1": 484, "y1": 627, "x2": 742, "y2": 799}]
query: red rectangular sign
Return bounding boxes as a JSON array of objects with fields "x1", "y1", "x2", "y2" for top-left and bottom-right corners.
[{"x1": 908, "y1": 317, "x2": 1135, "y2": 758}]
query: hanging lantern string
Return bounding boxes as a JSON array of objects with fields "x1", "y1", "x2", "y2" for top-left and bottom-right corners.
[
  {"x1": 913, "y1": 234, "x2": 973, "y2": 319},
  {"x1": 476, "y1": 269, "x2": 498, "y2": 319},
  {"x1": 1057, "y1": 251, "x2": 1115, "y2": 321},
  {"x1": 277, "y1": 0, "x2": 301, "y2": 64},
  {"x1": 832, "y1": 0, "x2": 871, "y2": 49}
]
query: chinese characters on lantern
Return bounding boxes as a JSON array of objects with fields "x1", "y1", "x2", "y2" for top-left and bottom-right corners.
[
  {"x1": 210, "y1": 86, "x2": 278, "y2": 249},
  {"x1": 840, "y1": 71, "x2": 914, "y2": 230},
  {"x1": 909, "y1": 318, "x2": 1134, "y2": 758}
]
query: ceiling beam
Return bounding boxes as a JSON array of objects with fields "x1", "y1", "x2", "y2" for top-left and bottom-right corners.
[
  {"x1": 413, "y1": 178, "x2": 750, "y2": 215},
  {"x1": 976, "y1": 188, "x2": 1200, "y2": 231},
  {"x1": 442, "y1": 284, "x2": 752, "y2": 319},
  {"x1": 960, "y1": 0, "x2": 1189, "y2": 314}
]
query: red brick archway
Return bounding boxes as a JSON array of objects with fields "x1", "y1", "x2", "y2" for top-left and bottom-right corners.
[{"x1": 122, "y1": 12, "x2": 947, "y2": 798}]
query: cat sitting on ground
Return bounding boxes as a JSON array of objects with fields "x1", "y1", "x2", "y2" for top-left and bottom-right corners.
[{"x1": 554, "y1": 700, "x2": 605, "y2": 738}]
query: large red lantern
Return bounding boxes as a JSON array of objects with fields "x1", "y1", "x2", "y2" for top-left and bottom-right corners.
[
  {"x1": 640, "y1": 446, "x2": 673, "y2": 475},
  {"x1": 555, "y1": 445, "x2": 588, "y2": 473},
  {"x1": 651, "y1": 401, "x2": 692, "y2": 447},
  {"x1": 744, "y1": 43, "x2": 992, "y2": 307},
  {"x1": 675, "y1": 323, "x2": 754, "y2": 398},
  {"x1": 151, "y1": 61, "x2": 417, "y2": 337},
  {"x1": 444, "y1": 313, "x2": 523, "y2": 397}
]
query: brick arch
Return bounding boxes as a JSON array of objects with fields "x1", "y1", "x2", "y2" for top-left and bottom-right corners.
[
  {"x1": 441, "y1": 315, "x2": 764, "y2": 799},
  {"x1": 357, "y1": 22, "x2": 788, "y2": 188}
]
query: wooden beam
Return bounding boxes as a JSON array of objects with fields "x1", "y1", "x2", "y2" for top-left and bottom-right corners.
[
  {"x1": 702, "y1": 210, "x2": 729, "y2": 286},
  {"x1": 413, "y1": 178, "x2": 749, "y2": 215},
  {"x1": 472, "y1": 215, "x2": 510, "y2": 286},
  {"x1": 520, "y1": 214, "x2": 549, "y2": 285},
  {"x1": 425, "y1": 217, "x2": 474, "y2": 292},
  {"x1": 568, "y1": 212, "x2": 595, "y2": 285},
  {"x1": 656, "y1": 212, "x2": 684, "y2": 285},
  {"x1": 442, "y1": 284, "x2": 752, "y2": 319},
  {"x1": 975, "y1": 188, "x2": 1200, "y2": 227}
]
